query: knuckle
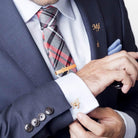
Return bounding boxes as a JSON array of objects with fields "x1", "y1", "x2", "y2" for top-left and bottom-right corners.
[
  {"x1": 105, "y1": 107, "x2": 111, "y2": 111},
  {"x1": 121, "y1": 50, "x2": 127, "y2": 56},
  {"x1": 105, "y1": 107, "x2": 114, "y2": 114}
]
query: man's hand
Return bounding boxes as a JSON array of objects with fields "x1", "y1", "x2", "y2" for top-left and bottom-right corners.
[
  {"x1": 69, "y1": 107, "x2": 126, "y2": 138},
  {"x1": 76, "y1": 51, "x2": 138, "y2": 97}
]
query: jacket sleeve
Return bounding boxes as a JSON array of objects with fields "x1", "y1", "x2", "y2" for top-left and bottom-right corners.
[
  {"x1": 0, "y1": 80, "x2": 73, "y2": 138},
  {"x1": 117, "y1": 0, "x2": 138, "y2": 137}
]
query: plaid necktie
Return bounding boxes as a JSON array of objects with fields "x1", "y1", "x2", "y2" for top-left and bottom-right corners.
[{"x1": 37, "y1": 6, "x2": 77, "y2": 77}]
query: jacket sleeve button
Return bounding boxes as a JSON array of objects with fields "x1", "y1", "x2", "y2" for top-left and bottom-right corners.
[
  {"x1": 31, "y1": 118, "x2": 40, "y2": 127},
  {"x1": 45, "y1": 107, "x2": 54, "y2": 115},
  {"x1": 38, "y1": 113, "x2": 46, "y2": 121},
  {"x1": 25, "y1": 124, "x2": 34, "y2": 132}
]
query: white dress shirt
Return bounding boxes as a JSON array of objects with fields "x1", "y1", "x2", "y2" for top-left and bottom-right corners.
[{"x1": 13, "y1": 0, "x2": 136, "y2": 137}]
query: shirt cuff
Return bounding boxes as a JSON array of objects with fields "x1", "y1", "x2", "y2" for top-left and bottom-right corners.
[
  {"x1": 115, "y1": 110, "x2": 136, "y2": 138},
  {"x1": 55, "y1": 73, "x2": 99, "y2": 120}
]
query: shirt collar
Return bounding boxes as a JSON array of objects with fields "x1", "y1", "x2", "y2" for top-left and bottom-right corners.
[
  {"x1": 13, "y1": 0, "x2": 75, "y2": 23},
  {"x1": 53, "y1": 0, "x2": 75, "y2": 20}
]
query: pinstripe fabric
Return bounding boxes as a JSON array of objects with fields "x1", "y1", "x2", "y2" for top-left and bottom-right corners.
[{"x1": 37, "y1": 6, "x2": 76, "y2": 77}]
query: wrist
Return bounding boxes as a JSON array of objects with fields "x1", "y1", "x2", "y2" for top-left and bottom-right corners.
[{"x1": 76, "y1": 71, "x2": 99, "y2": 97}]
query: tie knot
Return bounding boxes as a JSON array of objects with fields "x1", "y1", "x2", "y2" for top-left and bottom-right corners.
[{"x1": 37, "y1": 6, "x2": 59, "y2": 30}]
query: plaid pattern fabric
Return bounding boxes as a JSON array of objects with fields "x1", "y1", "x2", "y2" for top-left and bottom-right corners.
[{"x1": 37, "y1": 6, "x2": 76, "y2": 77}]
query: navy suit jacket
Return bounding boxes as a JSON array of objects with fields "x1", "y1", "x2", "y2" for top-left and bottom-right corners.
[{"x1": 0, "y1": 0, "x2": 137, "y2": 137}]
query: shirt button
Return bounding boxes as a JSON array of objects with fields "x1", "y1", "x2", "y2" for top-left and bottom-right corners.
[
  {"x1": 31, "y1": 118, "x2": 40, "y2": 127},
  {"x1": 25, "y1": 124, "x2": 34, "y2": 133},
  {"x1": 38, "y1": 113, "x2": 46, "y2": 122},
  {"x1": 45, "y1": 107, "x2": 54, "y2": 115}
]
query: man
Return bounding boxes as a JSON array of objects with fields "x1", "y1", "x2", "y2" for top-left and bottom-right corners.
[{"x1": 0, "y1": 0, "x2": 137, "y2": 138}]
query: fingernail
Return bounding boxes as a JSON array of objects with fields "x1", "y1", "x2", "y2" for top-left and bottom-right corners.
[{"x1": 77, "y1": 113, "x2": 83, "y2": 120}]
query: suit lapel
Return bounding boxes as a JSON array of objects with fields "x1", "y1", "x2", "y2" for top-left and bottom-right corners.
[
  {"x1": 0, "y1": 0, "x2": 108, "y2": 85},
  {"x1": 75, "y1": 0, "x2": 108, "y2": 59},
  {"x1": 0, "y1": 0, "x2": 53, "y2": 86}
]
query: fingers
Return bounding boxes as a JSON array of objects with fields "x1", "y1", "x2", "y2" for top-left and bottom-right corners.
[
  {"x1": 106, "y1": 51, "x2": 138, "y2": 86},
  {"x1": 76, "y1": 50, "x2": 138, "y2": 96},
  {"x1": 69, "y1": 121, "x2": 107, "y2": 138},
  {"x1": 108, "y1": 51, "x2": 138, "y2": 70},
  {"x1": 77, "y1": 113, "x2": 109, "y2": 137},
  {"x1": 71, "y1": 108, "x2": 125, "y2": 138},
  {"x1": 69, "y1": 121, "x2": 86, "y2": 138},
  {"x1": 88, "y1": 108, "x2": 110, "y2": 119},
  {"x1": 107, "y1": 51, "x2": 138, "y2": 61},
  {"x1": 100, "y1": 70, "x2": 133, "y2": 93},
  {"x1": 77, "y1": 108, "x2": 125, "y2": 138},
  {"x1": 88, "y1": 107, "x2": 126, "y2": 138},
  {"x1": 128, "y1": 52, "x2": 138, "y2": 80},
  {"x1": 128, "y1": 52, "x2": 138, "y2": 59},
  {"x1": 113, "y1": 70, "x2": 133, "y2": 93},
  {"x1": 70, "y1": 131, "x2": 77, "y2": 138},
  {"x1": 88, "y1": 107, "x2": 117, "y2": 120}
]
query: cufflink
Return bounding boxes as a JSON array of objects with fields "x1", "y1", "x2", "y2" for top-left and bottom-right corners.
[{"x1": 71, "y1": 98, "x2": 80, "y2": 109}]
